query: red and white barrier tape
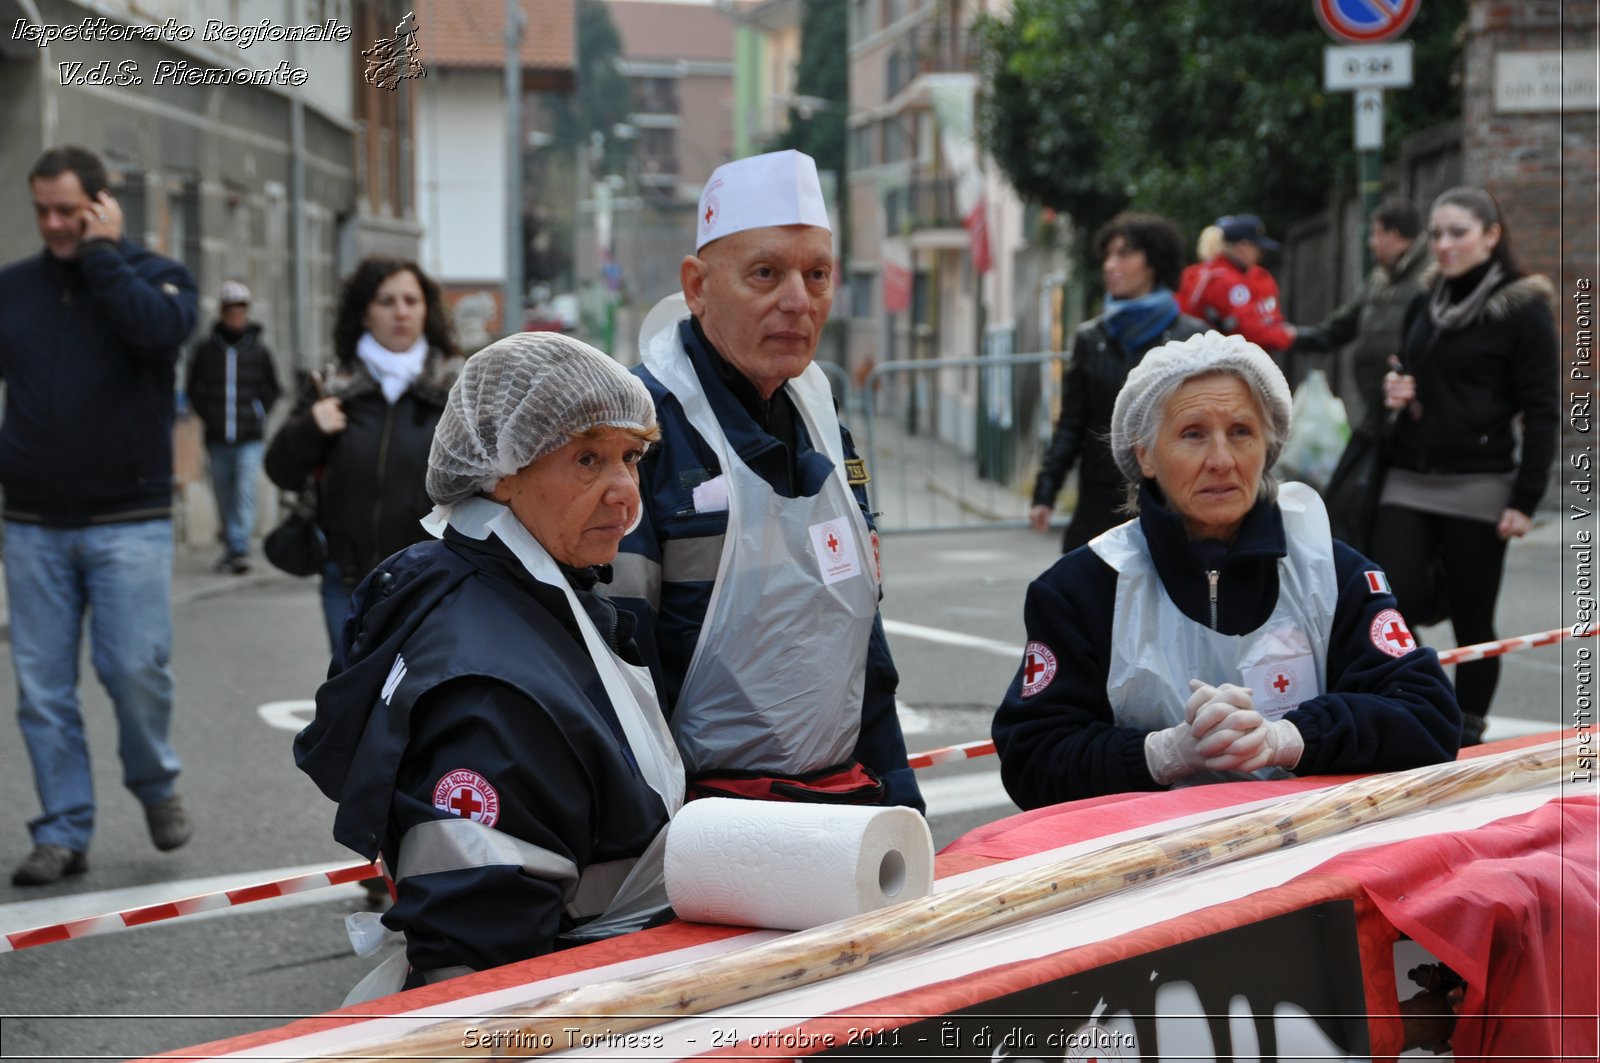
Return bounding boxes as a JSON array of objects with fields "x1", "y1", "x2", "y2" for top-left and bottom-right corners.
[
  {"x1": 6, "y1": 626, "x2": 1589, "y2": 952},
  {"x1": 1436, "y1": 625, "x2": 1587, "y2": 665},
  {"x1": 0, "y1": 860, "x2": 379, "y2": 954}
]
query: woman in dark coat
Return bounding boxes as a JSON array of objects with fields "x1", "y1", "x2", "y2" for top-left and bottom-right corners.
[
  {"x1": 1031, "y1": 213, "x2": 1207, "y2": 552},
  {"x1": 265, "y1": 256, "x2": 463, "y2": 648},
  {"x1": 1373, "y1": 186, "x2": 1559, "y2": 746}
]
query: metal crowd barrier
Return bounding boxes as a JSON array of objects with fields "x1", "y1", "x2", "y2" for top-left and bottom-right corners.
[{"x1": 856, "y1": 352, "x2": 1070, "y2": 534}]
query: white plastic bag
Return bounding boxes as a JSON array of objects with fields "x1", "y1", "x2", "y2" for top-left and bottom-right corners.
[{"x1": 1277, "y1": 370, "x2": 1350, "y2": 491}]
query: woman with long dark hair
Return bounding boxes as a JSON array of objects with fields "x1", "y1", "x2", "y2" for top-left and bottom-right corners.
[
  {"x1": 1372, "y1": 186, "x2": 1559, "y2": 745},
  {"x1": 266, "y1": 256, "x2": 465, "y2": 648}
]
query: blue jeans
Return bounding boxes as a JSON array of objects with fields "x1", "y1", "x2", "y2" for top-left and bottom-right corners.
[
  {"x1": 321, "y1": 560, "x2": 355, "y2": 653},
  {"x1": 5, "y1": 519, "x2": 180, "y2": 851},
  {"x1": 206, "y1": 440, "x2": 264, "y2": 558}
]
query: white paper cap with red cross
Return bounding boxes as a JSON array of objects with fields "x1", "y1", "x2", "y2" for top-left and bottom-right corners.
[{"x1": 695, "y1": 149, "x2": 831, "y2": 252}]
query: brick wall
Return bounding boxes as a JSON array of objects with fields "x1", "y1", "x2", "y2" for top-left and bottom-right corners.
[{"x1": 1464, "y1": 0, "x2": 1598, "y2": 480}]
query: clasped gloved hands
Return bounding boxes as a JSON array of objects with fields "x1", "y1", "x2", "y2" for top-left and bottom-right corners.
[{"x1": 1144, "y1": 679, "x2": 1304, "y2": 786}]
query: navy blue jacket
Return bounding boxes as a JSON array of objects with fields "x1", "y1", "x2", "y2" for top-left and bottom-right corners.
[
  {"x1": 992, "y1": 482, "x2": 1462, "y2": 807},
  {"x1": 295, "y1": 530, "x2": 668, "y2": 982},
  {"x1": 608, "y1": 319, "x2": 922, "y2": 812},
  {"x1": 0, "y1": 241, "x2": 198, "y2": 524}
]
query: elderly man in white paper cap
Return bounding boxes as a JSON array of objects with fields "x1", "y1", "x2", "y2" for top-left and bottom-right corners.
[{"x1": 608, "y1": 149, "x2": 923, "y2": 812}]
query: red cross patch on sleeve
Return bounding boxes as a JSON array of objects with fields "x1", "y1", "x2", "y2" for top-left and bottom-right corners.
[
  {"x1": 1020, "y1": 641, "x2": 1058, "y2": 697},
  {"x1": 433, "y1": 769, "x2": 500, "y2": 827},
  {"x1": 1364, "y1": 570, "x2": 1391, "y2": 595},
  {"x1": 1369, "y1": 608, "x2": 1415, "y2": 658}
]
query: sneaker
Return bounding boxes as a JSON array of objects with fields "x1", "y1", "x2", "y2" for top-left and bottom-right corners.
[
  {"x1": 144, "y1": 794, "x2": 192, "y2": 851},
  {"x1": 214, "y1": 554, "x2": 235, "y2": 574},
  {"x1": 12, "y1": 844, "x2": 88, "y2": 886},
  {"x1": 227, "y1": 554, "x2": 252, "y2": 575}
]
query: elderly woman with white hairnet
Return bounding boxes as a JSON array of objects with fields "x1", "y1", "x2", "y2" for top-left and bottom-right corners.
[
  {"x1": 294, "y1": 333, "x2": 684, "y2": 997},
  {"x1": 993, "y1": 332, "x2": 1461, "y2": 806}
]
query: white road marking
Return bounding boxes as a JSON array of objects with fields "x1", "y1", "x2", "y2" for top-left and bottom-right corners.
[
  {"x1": 883, "y1": 618, "x2": 1019, "y2": 659},
  {"x1": 259, "y1": 699, "x2": 317, "y2": 732}
]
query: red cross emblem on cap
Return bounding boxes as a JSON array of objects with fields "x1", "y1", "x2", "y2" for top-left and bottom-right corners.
[
  {"x1": 704, "y1": 204, "x2": 714, "y2": 225},
  {"x1": 1369, "y1": 609, "x2": 1414, "y2": 659},
  {"x1": 1021, "y1": 641, "x2": 1057, "y2": 697}
]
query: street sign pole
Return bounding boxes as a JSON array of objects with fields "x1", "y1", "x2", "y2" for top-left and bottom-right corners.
[
  {"x1": 1355, "y1": 87, "x2": 1385, "y2": 272},
  {"x1": 1321, "y1": 29, "x2": 1416, "y2": 274}
]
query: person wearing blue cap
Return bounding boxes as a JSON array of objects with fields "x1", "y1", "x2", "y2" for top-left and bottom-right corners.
[
  {"x1": 1179, "y1": 214, "x2": 1297, "y2": 357},
  {"x1": 607, "y1": 149, "x2": 923, "y2": 814}
]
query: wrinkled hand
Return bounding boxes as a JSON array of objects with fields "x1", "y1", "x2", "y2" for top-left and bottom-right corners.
[
  {"x1": 1028, "y1": 504, "x2": 1053, "y2": 533},
  {"x1": 310, "y1": 395, "x2": 347, "y2": 435},
  {"x1": 79, "y1": 191, "x2": 123, "y2": 244},
  {"x1": 1383, "y1": 370, "x2": 1416, "y2": 411},
  {"x1": 1188, "y1": 683, "x2": 1260, "y2": 759},
  {"x1": 1496, "y1": 507, "x2": 1532, "y2": 541}
]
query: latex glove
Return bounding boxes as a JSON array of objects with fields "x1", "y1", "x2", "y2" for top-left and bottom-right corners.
[
  {"x1": 1143, "y1": 722, "x2": 1207, "y2": 787},
  {"x1": 1226, "y1": 718, "x2": 1305, "y2": 774},
  {"x1": 1146, "y1": 681, "x2": 1248, "y2": 786},
  {"x1": 1187, "y1": 683, "x2": 1259, "y2": 758}
]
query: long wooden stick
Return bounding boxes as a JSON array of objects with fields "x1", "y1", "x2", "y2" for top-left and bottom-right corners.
[{"x1": 335, "y1": 737, "x2": 1576, "y2": 1061}]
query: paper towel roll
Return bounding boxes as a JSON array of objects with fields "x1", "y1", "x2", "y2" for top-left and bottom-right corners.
[{"x1": 664, "y1": 798, "x2": 934, "y2": 931}]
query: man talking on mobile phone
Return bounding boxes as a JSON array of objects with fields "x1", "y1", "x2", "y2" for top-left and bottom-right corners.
[{"x1": 0, "y1": 145, "x2": 199, "y2": 885}]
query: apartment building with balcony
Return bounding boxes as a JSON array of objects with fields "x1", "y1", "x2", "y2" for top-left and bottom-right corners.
[{"x1": 847, "y1": 0, "x2": 1042, "y2": 469}]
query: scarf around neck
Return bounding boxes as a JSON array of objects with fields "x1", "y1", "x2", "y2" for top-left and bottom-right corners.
[
  {"x1": 1428, "y1": 260, "x2": 1504, "y2": 333},
  {"x1": 1102, "y1": 289, "x2": 1180, "y2": 351},
  {"x1": 355, "y1": 331, "x2": 429, "y2": 404}
]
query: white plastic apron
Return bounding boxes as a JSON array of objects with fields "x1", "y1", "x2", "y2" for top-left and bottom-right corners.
[
  {"x1": 640, "y1": 301, "x2": 879, "y2": 776},
  {"x1": 1089, "y1": 482, "x2": 1338, "y2": 783}
]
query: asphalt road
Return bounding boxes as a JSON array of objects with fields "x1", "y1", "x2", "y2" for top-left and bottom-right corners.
[{"x1": 0, "y1": 514, "x2": 1574, "y2": 1061}]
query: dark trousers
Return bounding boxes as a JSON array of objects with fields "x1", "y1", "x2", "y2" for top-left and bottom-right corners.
[
  {"x1": 1061, "y1": 479, "x2": 1129, "y2": 554},
  {"x1": 1370, "y1": 504, "x2": 1508, "y2": 725}
]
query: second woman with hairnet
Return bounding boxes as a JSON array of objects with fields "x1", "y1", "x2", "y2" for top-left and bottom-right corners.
[
  {"x1": 995, "y1": 331, "x2": 1460, "y2": 807},
  {"x1": 294, "y1": 333, "x2": 684, "y2": 997}
]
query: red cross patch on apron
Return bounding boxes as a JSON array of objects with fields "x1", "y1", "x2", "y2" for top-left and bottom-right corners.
[{"x1": 1370, "y1": 608, "x2": 1416, "y2": 658}]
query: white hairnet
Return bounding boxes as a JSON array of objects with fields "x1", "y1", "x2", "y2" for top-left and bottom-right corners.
[
  {"x1": 427, "y1": 332, "x2": 655, "y2": 506},
  {"x1": 1109, "y1": 330, "x2": 1292, "y2": 483}
]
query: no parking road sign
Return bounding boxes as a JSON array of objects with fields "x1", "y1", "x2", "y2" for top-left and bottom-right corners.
[{"x1": 1315, "y1": 0, "x2": 1420, "y2": 44}]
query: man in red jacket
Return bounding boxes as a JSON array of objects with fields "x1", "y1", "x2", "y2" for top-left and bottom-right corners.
[{"x1": 1179, "y1": 214, "x2": 1296, "y2": 359}]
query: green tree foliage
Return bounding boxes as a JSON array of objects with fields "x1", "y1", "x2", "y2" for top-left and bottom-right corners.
[
  {"x1": 975, "y1": 0, "x2": 1463, "y2": 246},
  {"x1": 551, "y1": 0, "x2": 636, "y2": 177},
  {"x1": 768, "y1": 0, "x2": 848, "y2": 177}
]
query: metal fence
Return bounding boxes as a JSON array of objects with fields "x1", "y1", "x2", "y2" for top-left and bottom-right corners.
[{"x1": 843, "y1": 352, "x2": 1071, "y2": 534}]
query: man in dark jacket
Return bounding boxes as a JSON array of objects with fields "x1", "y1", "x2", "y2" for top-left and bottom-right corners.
[
  {"x1": 1292, "y1": 200, "x2": 1431, "y2": 430},
  {"x1": 187, "y1": 280, "x2": 281, "y2": 573},
  {"x1": 0, "y1": 146, "x2": 198, "y2": 884}
]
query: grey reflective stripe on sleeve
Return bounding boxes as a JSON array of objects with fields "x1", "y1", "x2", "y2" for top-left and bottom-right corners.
[
  {"x1": 564, "y1": 857, "x2": 637, "y2": 920},
  {"x1": 608, "y1": 552, "x2": 661, "y2": 612},
  {"x1": 422, "y1": 965, "x2": 474, "y2": 985},
  {"x1": 662, "y1": 534, "x2": 723, "y2": 584},
  {"x1": 396, "y1": 817, "x2": 578, "y2": 892}
]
